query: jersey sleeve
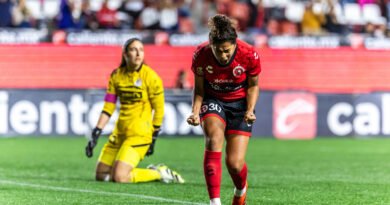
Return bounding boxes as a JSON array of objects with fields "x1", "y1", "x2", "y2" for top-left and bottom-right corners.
[
  {"x1": 247, "y1": 49, "x2": 261, "y2": 76},
  {"x1": 147, "y1": 71, "x2": 165, "y2": 127},
  {"x1": 191, "y1": 46, "x2": 204, "y2": 77},
  {"x1": 102, "y1": 70, "x2": 118, "y2": 116}
]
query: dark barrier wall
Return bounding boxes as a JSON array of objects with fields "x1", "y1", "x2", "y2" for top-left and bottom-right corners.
[
  {"x1": 1, "y1": 89, "x2": 389, "y2": 138},
  {"x1": 1, "y1": 45, "x2": 390, "y2": 93}
]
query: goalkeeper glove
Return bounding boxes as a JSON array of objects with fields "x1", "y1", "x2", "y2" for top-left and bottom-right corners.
[
  {"x1": 85, "y1": 127, "x2": 102, "y2": 158},
  {"x1": 146, "y1": 128, "x2": 160, "y2": 157}
]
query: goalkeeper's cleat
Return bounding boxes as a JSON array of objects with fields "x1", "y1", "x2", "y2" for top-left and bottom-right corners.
[
  {"x1": 152, "y1": 164, "x2": 185, "y2": 184},
  {"x1": 146, "y1": 164, "x2": 157, "y2": 170},
  {"x1": 232, "y1": 182, "x2": 248, "y2": 205}
]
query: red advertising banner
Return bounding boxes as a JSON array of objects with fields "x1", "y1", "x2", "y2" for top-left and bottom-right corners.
[
  {"x1": 273, "y1": 92, "x2": 317, "y2": 139},
  {"x1": 0, "y1": 45, "x2": 389, "y2": 93}
]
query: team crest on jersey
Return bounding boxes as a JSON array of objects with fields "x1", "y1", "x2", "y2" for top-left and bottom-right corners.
[
  {"x1": 206, "y1": 65, "x2": 213, "y2": 74},
  {"x1": 200, "y1": 104, "x2": 208, "y2": 114},
  {"x1": 254, "y1": 51, "x2": 259, "y2": 59},
  {"x1": 233, "y1": 65, "x2": 245, "y2": 77},
  {"x1": 135, "y1": 78, "x2": 142, "y2": 87},
  {"x1": 196, "y1": 67, "x2": 203, "y2": 75}
]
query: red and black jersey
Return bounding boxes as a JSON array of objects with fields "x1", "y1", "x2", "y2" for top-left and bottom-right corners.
[{"x1": 191, "y1": 39, "x2": 261, "y2": 102}]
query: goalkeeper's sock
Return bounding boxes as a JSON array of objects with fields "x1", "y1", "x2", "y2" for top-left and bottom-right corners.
[
  {"x1": 129, "y1": 168, "x2": 161, "y2": 183},
  {"x1": 228, "y1": 163, "x2": 247, "y2": 190},
  {"x1": 204, "y1": 150, "x2": 222, "y2": 199}
]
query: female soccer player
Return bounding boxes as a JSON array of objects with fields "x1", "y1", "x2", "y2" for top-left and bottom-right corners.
[
  {"x1": 86, "y1": 38, "x2": 184, "y2": 184},
  {"x1": 187, "y1": 14, "x2": 261, "y2": 205}
]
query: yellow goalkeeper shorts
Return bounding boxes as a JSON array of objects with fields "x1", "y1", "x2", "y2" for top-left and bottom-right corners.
[{"x1": 98, "y1": 136, "x2": 150, "y2": 168}]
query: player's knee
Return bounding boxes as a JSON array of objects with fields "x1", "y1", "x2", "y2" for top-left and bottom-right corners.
[
  {"x1": 225, "y1": 158, "x2": 244, "y2": 174},
  {"x1": 205, "y1": 135, "x2": 224, "y2": 151},
  {"x1": 112, "y1": 172, "x2": 130, "y2": 183}
]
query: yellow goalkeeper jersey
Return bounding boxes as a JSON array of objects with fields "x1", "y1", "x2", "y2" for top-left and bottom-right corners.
[{"x1": 102, "y1": 64, "x2": 164, "y2": 141}]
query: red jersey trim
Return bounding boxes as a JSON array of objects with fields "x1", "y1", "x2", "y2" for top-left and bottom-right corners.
[
  {"x1": 226, "y1": 130, "x2": 252, "y2": 137},
  {"x1": 200, "y1": 113, "x2": 226, "y2": 126}
]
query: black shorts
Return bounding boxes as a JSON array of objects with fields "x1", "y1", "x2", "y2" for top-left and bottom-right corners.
[{"x1": 199, "y1": 97, "x2": 253, "y2": 137}]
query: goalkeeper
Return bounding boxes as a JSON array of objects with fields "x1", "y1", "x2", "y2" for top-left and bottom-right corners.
[{"x1": 85, "y1": 38, "x2": 184, "y2": 184}]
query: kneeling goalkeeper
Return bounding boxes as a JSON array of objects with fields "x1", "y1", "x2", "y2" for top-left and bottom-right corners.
[{"x1": 85, "y1": 38, "x2": 184, "y2": 184}]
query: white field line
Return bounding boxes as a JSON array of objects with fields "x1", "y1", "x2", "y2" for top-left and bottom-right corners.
[{"x1": 0, "y1": 179, "x2": 207, "y2": 205}]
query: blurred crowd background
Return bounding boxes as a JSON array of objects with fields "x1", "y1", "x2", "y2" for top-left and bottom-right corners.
[{"x1": 1, "y1": 0, "x2": 390, "y2": 38}]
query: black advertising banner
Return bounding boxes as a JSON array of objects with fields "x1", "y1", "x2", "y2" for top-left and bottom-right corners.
[
  {"x1": 65, "y1": 30, "x2": 155, "y2": 45},
  {"x1": 0, "y1": 89, "x2": 204, "y2": 137},
  {"x1": 1, "y1": 89, "x2": 389, "y2": 138},
  {"x1": 0, "y1": 28, "x2": 49, "y2": 44},
  {"x1": 316, "y1": 94, "x2": 355, "y2": 137},
  {"x1": 252, "y1": 91, "x2": 274, "y2": 137},
  {"x1": 317, "y1": 93, "x2": 390, "y2": 137}
]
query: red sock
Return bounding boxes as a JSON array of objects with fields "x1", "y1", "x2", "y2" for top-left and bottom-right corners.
[
  {"x1": 229, "y1": 163, "x2": 247, "y2": 190},
  {"x1": 204, "y1": 150, "x2": 222, "y2": 199}
]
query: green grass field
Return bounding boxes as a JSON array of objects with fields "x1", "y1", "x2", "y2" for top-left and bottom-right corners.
[{"x1": 1, "y1": 137, "x2": 390, "y2": 204}]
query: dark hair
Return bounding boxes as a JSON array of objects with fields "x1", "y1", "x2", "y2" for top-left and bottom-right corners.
[
  {"x1": 208, "y1": 14, "x2": 237, "y2": 45},
  {"x1": 119, "y1": 38, "x2": 142, "y2": 68}
]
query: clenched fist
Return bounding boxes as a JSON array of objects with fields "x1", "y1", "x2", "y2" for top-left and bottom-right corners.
[
  {"x1": 244, "y1": 111, "x2": 256, "y2": 124},
  {"x1": 187, "y1": 114, "x2": 200, "y2": 126}
]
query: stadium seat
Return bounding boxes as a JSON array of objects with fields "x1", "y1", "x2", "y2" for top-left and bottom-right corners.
[
  {"x1": 263, "y1": 0, "x2": 290, "y2": 8},
  {"x1": 43, "y1": 0, "x2": 60, "y2": 19},
  {"x1": 362, "y1": 4, "x2": 382, "y2": 24},
  {"x1": 285, "y1": 2, "x2": 305, "y2": 23},
  {"x1": 343, "y1": 3, "x2": 365, "y2": 25},
  {"x1": 89, "y1": 0, "x2": 121, "y2": 11},
  {"x1": 25, "y1": 0, "x2": 41, "y2": 19},
  {"x1": 332, "y1": 2, "x2": 347, "y2": 25},
  {"x1": 25, "y1": 0, "x2": 63, "y2": 19}
]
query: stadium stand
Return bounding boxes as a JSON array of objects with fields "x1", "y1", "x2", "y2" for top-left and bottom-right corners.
[{"x1": 1, "y1": 0, "x2": 390, "y2": 37}]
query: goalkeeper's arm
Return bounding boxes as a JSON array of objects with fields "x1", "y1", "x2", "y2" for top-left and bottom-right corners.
[
  {"x1": 146, "y1": 126, "x2": 161, "y2": 156},
  {"x1": 85, "y1": 112, "x2": 110, "y2": 158}
]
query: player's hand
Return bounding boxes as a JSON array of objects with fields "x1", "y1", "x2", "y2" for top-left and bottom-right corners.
[
  {"x1": 85, "y1": 127, "x2": 102, "y2": 158},
  {"x1": 244, "y1": 111, "x2": 256, "y2": 125},
  {"x1": 187, "y1": 114, "x2": 200, "y2": 126},
  {"x1": 146, "y1": 128, "x2": 160, "y2": 156}
]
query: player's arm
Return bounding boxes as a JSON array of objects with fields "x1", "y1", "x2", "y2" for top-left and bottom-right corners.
[
  {"x1": 187, "y1": 75, "x2": 204, "y2": 126},
  {"x1": 245, "y1": 49, "x2": 261, "y2": 124},
  {"x1": 86, "y1": 72, "x2": 117, "y2": 158},
  {"x1": 148, "y1": 74, "x2": 164, "y2": 128},
  {"x1": 146, "y1": 74, "x2": 164, "y2": 156},
  {"x1": 245, "y1": 75, "x2": 259, "y2": 123}
]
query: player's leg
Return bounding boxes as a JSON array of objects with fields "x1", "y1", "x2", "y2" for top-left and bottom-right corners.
[
  {"x1": 226, "y1": 134, "x2": 249, "y2": 205},
  {"x1": 200, "y1": 99, "x2": 226, "y2": 205},
  {"x1": 95, "y1": 135, "x2": 122, "y2": 182},
  {"x1": 96, "y1": 162, "x2": 112, "y2": 182},
  {"x1": 112, "y1": 139, "x2": 161, "y2": 183},
  {"x1": 225, "y1": 99, "x2": 252, "y2": 205}
]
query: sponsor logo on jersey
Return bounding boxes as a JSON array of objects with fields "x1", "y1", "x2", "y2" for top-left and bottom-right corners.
[
  {"x1": 254, "y1": 51, "x2": 259, "y2": 59},
  {"x1": 208, "y1": 82, "x2": 243, "y2": 91},
  {"x1": 196, "y1": 67, "x2": 203, "y2": 75},
  {"x1": 214, "y1": 79, "x2": 233, "y2": 83},
  {"x1": 273, "y1": 92, "x2": 317, "y2": 139},
  {"x1": 121, "y1": 91, "x2": 143, "y2": 102},
  {"x1": 232, "y1": 65, "x2": 245, "y2": 77},
  {"x1": 206, "y1": 65, "x2": 213, "y2": 74}
]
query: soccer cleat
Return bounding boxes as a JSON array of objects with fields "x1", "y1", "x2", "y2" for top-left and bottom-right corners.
[
  {"x1": 232, "y1": 182, "x2": 248, "y2": 205},
  {"x1": 148, "y1": 164, "x2": 185, "y2": 183},
  {"x1": 146, "y1": 164, "x2": 157, "y2": 170}
]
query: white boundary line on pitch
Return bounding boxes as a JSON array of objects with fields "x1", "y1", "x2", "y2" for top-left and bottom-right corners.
[{"x1": 0, "y1": 179, "x2": 207, "y2": 205}]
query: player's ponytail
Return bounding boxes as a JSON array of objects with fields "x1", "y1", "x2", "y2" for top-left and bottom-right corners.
[
  {"x1": 208, "y1": 14, "x2": 237, "y2": 45},
  {"x1": 119, "y1": 38, "x2": 142, "y2": 68}
]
